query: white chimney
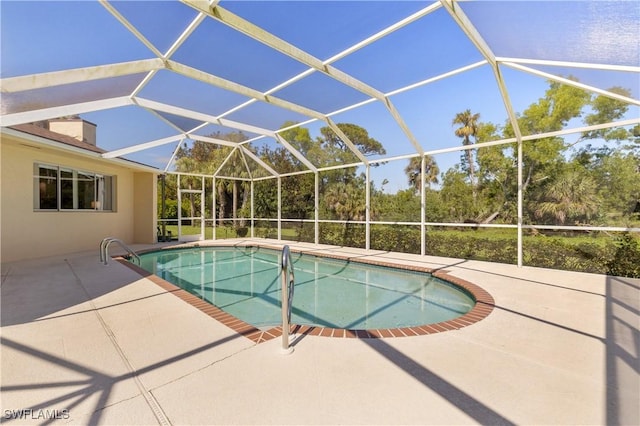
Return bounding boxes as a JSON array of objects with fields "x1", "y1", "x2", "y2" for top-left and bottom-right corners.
[{"x1": 47, "y1": 117, "x2": 97, "y2": 146}]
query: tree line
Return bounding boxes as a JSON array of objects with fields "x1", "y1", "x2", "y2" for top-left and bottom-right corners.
[{"x1": 158, "y1": 78, "x2": 639, "y2": 276}]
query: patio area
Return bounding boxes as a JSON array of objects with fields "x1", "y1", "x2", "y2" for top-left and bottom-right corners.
[{"x1": 1, "y1": 239, "x2": 638, "y2": 425}]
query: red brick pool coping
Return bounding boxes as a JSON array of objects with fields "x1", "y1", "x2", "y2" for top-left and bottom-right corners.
[{"x1": 117, "y1": 244, "x2": 494, "y2": 343}]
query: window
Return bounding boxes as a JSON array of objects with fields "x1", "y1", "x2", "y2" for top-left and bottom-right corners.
[
  {"x1": 36, "y1": 165, "x2": 58, "y2": 209},
  {"x1": 34, "y1": 164, "x2": 115, "y2": 211}
]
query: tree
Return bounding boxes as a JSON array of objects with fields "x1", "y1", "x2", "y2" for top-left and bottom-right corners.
[
  {"x1": 373, "y1": 188, "x2": 421, "y2": 222},
  {"x1": 174, "y1": 132, "x2": 250, "y2": 226},
  {"x1": 174, "y1": 154, "x2": 201, "y2": 226},
  {"x1": 475, "y1": 122, "x2": 516, "y2": 223},
  {"x1": 452, "y1": 109, "x2": 480, "y2": 193},
  {"x1": 582, "y1": 87, "x2": 633, "y2": 143},
  {"x1": 324, "y1": 181, "x2": 366, "y2": 222},
  {"x1": 256, "y1": 122, "x2": 387, "y2": 234},
  {"x1": 439, "y1": 167, "x2": 478, "y2": 222},
  {"x1": 319, "y1": 123, "x2": 386, "y2": 162},
  {"x1": 317, "y1": 123, "x2": 386, "y2": 222},
  {"x1": 534, "y1": 170, "x2": 600, "y2": 225},
  {"x1": 261, "y1": 123, "x2": 317, "y2": 222},
  {"x1": 578, "y1": 149, "x2": 640, "y2": 221},
  {"x1": 505, "y1": 78, "x2": 591, "y2": 190},
  {"x1": 404, "y1": 155, "x2": 439, "y2": 194}
]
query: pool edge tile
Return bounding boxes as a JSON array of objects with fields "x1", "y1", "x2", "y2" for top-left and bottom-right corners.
[{"x1": 116, "y1": 247, "x2": 496, "y2": 342}]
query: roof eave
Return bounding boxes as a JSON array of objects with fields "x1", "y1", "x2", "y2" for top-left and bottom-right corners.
[{"x1": 1, "y1": 127, "x2": 161, "y2": 174}]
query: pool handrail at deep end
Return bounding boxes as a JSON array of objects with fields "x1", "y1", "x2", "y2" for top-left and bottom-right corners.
[{"x1": 100, "y1": 237, "x2": 141, "y2": 265}]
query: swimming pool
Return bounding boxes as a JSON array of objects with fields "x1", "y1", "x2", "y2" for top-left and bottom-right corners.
[{"x1": 137, "y1": 246, "x2": 477, "y2": 330}]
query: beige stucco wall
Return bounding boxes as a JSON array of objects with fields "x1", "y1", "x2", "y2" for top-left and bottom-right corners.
[
  {"x1": 133, "y1": 172, "x2": 157, "y2": 244},
  {"x1": 1, "y1": 133, "x2": 157, "y2": 263}
]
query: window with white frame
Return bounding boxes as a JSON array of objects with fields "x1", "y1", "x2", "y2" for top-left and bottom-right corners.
[{"x1": 34, "y1": 164, "x2": 115, "y2": 211}]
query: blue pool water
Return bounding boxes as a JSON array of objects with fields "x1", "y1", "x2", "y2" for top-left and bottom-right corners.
[{"x1": 138, "y1": 247, "x2": 475, "y2": 329}]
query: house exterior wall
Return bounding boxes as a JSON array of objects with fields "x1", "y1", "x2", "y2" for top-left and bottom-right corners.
[
  {"x1": 0, "y1": 132, "x2": 157, "y2": 263},
  {"x1": 133, "y1": 172, "x2": 157, "y2": 244}
]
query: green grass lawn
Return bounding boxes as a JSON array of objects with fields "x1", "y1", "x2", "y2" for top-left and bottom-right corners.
[{"x1": 160, "y1": 225, "x2": 297, "y2": 240}]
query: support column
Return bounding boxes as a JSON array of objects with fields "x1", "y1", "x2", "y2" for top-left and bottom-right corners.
[
  {"x1": 315, "y1": 172, "x2": 319, "y2": 245},
  {"x1": 517, "y1": 138, "x2": 523, "y2": 267},
  {"x1": 365, "y1": 165, "x2": 371, "y2": 250},
  {"x1": 421, "y1": 156, "x2": 426, "y2": 256},
  {"x1": 212, "y1": 177, "x2": 217, "y2": 240},
  {"x1": 277, "y1": 176, "x2": 282, "y2": 241}
]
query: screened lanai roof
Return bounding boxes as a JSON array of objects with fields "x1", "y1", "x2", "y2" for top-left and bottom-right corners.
[{"x1": 1, "y1": 0, "x2": 639, "y2": 183}]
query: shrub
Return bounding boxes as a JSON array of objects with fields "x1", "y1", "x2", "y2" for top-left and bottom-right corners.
[
  {"x1": 606, "y1": 233, "x2": 640, "y2": 278},
  {"x1": 302, "y1": 223, "x2": 640, "y2": 278},
  {"x1": 235, "y1": 226, "x2": 248, "y2": 237}
]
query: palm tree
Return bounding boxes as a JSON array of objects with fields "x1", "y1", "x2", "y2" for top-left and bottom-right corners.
[
  {"x1": 404, "y1": 155, "x2": 439, "y2": 193},
  {"x1": 534, "y1": 171, "x2": 600, "y2": 225},
  {"x1": 229, "y1": 149, "x2": 253, "y2": 228},
  {"x1": 452, "y1": 109, "x2": 480, "y2": 192},
  {"x1": 323, "y1": 181, "x2": 366, "y2": 222}
]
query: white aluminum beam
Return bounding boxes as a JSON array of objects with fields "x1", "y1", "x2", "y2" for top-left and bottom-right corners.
[
  {"x1": 496, "y1": 57, "x2": 640, "y2": 74},
  {"x1": 138, "y1": 101, "x2": 193, "y2": 134},
  {"x1": 180, "y1": 135, "x2": 279, "y2": 177},
  {"x1": 0, "y1": 96, "x2": 133, "y2": 127},
  {"x1": 274, "y1": 134, "x2": 317, "y2": 173},
  {"x1": 182, "y1": 1, "x2": 385, "y2": 101},
  {"x1": 216, "y1": 3, "x2": 439, "y2": 120},
  {"x1": 100, "y1": 0, "x2": 164, "y2": 58},
  {"x1": 440, "y1": 0, "x2": 496, "y2": 67},
  {"x1": 521, "y1": 117, "x2": 640, "y2": 142},
  {"x1": 164, "y1": 12, "x2": 207, "y2": 59},
  {"x1": 441, "y1": 0, "x2": 526, "y2": 266},
  {"x1": 164, "y1": 140, "x2": 185, "y2": 173},
  {"x1": 182, "y1": 0, "x2": 423, "y2": 155},
  {"x1": 166, "y1": 60, "x2": 327, "y2": 121},
  {"x1": 366, "y1": 117, "x2": 640, "y2": 160},
  {"x1": 238, "y1": 148, "x2": 253, "y2": 180},
  {"x1": 263, "y1": 60, "x2": 485, "y2": 156},
  {"x1": 387, "y1": 60, "x2": 488, "y2": 97},
  {"x1": 134, "y1": 97, "x2": 275, "y2": 136},
  {"x1": 440, "y1": 1, "x2": 523, "y2": 137},
  {"x1": 326, "y1": 118, "x2": 369, "y2": 165},
  {"x1": 239, "y1": 146, "x2": 278, "y2": 177},
  {"x1": 215, "y1": 69, "x2": 316, "y2": 120},
  {"x1": 212, "y1": 146, "x2": 239, "y2": 178},
  {"x1": 187, "y1": 134, "x2": 241, "y2": 148},
  {"x1": 130, "y1": 12, "x2": 207, "y2": 98},
  {"x1": 102, "y1": 135, "x2": 183, "y2": 158},
  {"x1": 130, "y1": 70, "x2": 159, "y2": 99},
  {"x1": 325, "y1": 3, "x2": 442, "y2": 64},
  {"x1": 504, "y1": 62, "x2": 640, "y2": 105},
  {"x1": 0, "y1": 59, "x2": 164, "y2": 93},
  {"x1": 385, "y1": 100, "x2": 424, "y2": 155}
]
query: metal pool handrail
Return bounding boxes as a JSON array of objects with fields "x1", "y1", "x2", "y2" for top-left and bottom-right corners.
[
  {"x1": 281, "y1": 245, "x2": 295, "y2": 354},
  {"x1": 100, "y1": 237, "x2": 140, "y2": 265}
]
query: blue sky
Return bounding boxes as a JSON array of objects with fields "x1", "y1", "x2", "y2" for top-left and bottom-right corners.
[{"x1": 2, "y1": 1, "x2": 638, "y2": 192}]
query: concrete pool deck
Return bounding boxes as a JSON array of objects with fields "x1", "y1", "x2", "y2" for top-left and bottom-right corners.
[{"x1": 1, "y1": 239, "x2": 638, "y2": 425}]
